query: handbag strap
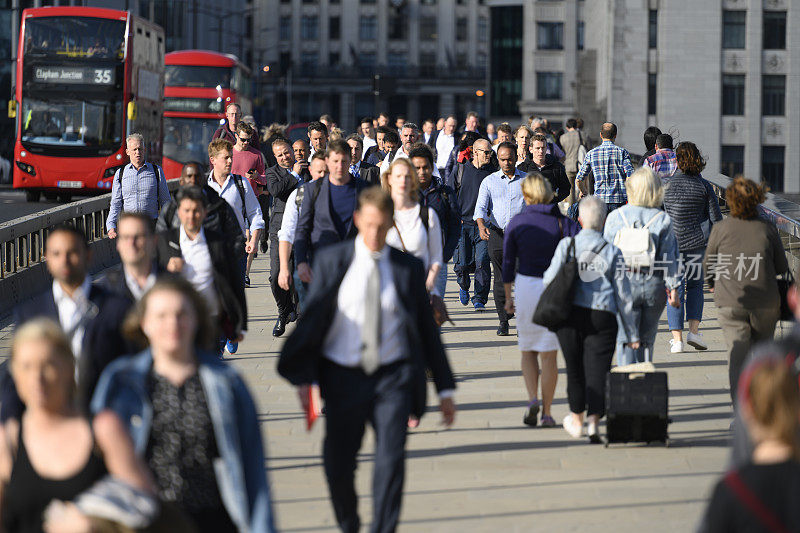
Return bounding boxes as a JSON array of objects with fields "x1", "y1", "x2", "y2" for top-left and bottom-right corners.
[
  {"x1": 724, "y1": 470, "x2": 791, "y2": 533},
  {"x1": 392, "y1": 221, "x2": 408, "y2": 252}
]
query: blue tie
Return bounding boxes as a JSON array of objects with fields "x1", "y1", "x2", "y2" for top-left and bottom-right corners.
[{"x1": 350, "y1": 165, "x2": 360, "y2": 179}]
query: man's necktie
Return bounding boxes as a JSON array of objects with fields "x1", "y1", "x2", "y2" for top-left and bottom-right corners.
[
  {"x1": 361, "y1": 253, "x2": 381, "y2": 375},
  {"x1": 350, "y1": 165, "x2": 360, "y2": 179}
]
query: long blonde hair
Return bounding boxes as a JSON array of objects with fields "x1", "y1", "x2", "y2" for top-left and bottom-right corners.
[{"x1": 380, "y1": 157, "x2": 419, "y2": 200}]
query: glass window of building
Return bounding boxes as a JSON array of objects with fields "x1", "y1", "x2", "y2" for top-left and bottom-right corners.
[
  {"x1": 329, "y1": 16, "x2": 340, "y2": 40},
  {"x1": 420, "y1": 17, "x2": 437, "y2": 41},
  {"x1": 537, "y1": 22, "x2": 563, "y2": 50},
  {"x1": 301, "y1": 16, "x2": 318, "y2": 40},
  {"x1": 722, "y1": 11, "x2": 746, "y2": 49},
  {"x1": 389, "y1": 13, "x2": 408, "y2": 40},
  {"x1": 762, "y1": 75, "x2": 786, "y2": 116},
  {"x1": 478, "y1": 17, "x2": 488, "y2": 43},
  {"x1": 387, "y1": 52, "x2": 407, "y2": 74},
  {"x1": 456, "y1": 17, "x2": 468, "y2": 42},
  {"x1": 490, "y1": 5, "x2": 522, "y2": 116},
  {"x1": 360, "y1": 16, "x2": 377, "y2": 41},
  {"x1": 648, "y1": 73, "x2": 657, "y2": 115},
  {"x1": 329, "y1": 52, "x2": 339, "y2": 65},
  {"x1": 577, "y1": 20, "x2": 584, "y2": 50},
  {"x1": 648, "y1": 10, "x2": 657, "y2": 49},
  {"x1": 537, "y1": 72, "x2": 562, "y2": 100},
  {"x1": 762, "y1": 146, "x2": 784, "y2": 192},
  {"x1": 279, "y1": 17, "x2": 291, "y2": 41},
  {"x1": 360, "y1": 52, "x2": 376, "y2": 68},
  {"x1": 301, "y1": 51, "x2": 317, "y2": 69},
  {"x1": 763, "y1": 11, "x2": 786, "y2": 50},
  {"x1": 722, "y1": 74, "x2": 745, "y2": 115},
  {"x1": 721, "y1": 145, "x2": 744, "y2": 178}
]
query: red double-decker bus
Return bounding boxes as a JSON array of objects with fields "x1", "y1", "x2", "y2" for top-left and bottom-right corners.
[
  {"x1": 10, "y1": 6, "x2": 164, "y2": 202},
  {"x1": 163, "y1": 50, "x2": 253, "y2": 180}
]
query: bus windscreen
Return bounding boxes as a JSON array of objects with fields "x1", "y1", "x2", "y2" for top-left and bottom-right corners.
[
  {"x1": 23, "y1": 16, "x2": 125, "y2": 60},
  {"x1": 165, "y1": 65, "x2": 234, "y2": 89},
  {"x1": 21, "y1": 97, "x2": 123, "y2": 154}
]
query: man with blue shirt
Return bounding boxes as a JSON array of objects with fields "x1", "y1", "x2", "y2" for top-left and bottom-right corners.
[
  {"x1": 576, "y1": 122, "x2": 635, "y2": 213},
  {"x1": 474, "y1": 141, "x2": 526, "y2": 336},
  {"x1": 106, "y1": 133, "x2": 171, "y2": 239}
]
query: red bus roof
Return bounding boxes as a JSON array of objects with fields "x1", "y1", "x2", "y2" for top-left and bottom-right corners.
[
  {"x1": 22, "y1": 6, "x2": 129, "y2": 21},
  {"x1": 166, "y1": 50, "x2": 243, "y2": 68}
]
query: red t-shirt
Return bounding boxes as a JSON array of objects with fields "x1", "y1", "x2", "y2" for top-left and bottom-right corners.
[{"x1": 231, "y1": 146, "x2": 267, "y2": 192}]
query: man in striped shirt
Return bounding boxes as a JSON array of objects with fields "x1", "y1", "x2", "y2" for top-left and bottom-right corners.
[
  {"x1": 575, "y1": 122, "x2": 634, "y2": 213},
  {"x1": 107, "y1": 133, "x2": 171, "y2": 239}
]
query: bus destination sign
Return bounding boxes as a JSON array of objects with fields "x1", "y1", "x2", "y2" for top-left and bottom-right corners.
[
  {"x1": 33, "y1": 66, "x2": 115, "y2": 86},
  {"x1": 164, "y1": 97, "x2": 223, "y2": 114}
]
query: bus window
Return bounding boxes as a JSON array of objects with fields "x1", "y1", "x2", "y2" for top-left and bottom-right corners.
[{"x1": 23, "y1": 17, "x2": 125, "y2": 59}]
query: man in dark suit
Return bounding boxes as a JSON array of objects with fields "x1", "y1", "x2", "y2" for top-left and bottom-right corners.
[
  {"x1": 422, "y1": 118, "x2": 438, "y2": 148},
  {"x1": 279, "y1": 187, "x2": 456, "y2": 533},
  {"x1": 266, "y1": 139, "x2": 310, "y2": 335},
  {"x1": 1, "y1": 225, "x2": 133, "y2": 421},
  {"x1": 102, "y1": 212, "x2": 161, "y2": 303},
  {"x1": 157, "y1": 186, "x2": 247, "y2": 346},
  {"x1": 294, "y1": 139, "x2": 369, "y2": 285},
  {"x1": 345, "y1": 134, "x2": 380, "y2": 186}
]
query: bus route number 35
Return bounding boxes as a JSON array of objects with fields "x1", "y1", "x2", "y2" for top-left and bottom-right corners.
[{"x1": 94, "y1": 69, "x2": 112, "y2": 84}]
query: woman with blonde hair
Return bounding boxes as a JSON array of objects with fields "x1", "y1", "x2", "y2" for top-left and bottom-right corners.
[
  {"x1": 382, "y1": 158, "x2": 443, "y2": 295},
  {"x1": 703, "y1": 177, "x2": 788, "y2": 402},
  {"x1": 503, "y1": 172, "x2": 580, "y2": 427},
  {"x1": 0, "y1": 318, "x2": 154, "y2": 532},
  {"x1": 604, "y1": 166, "x2": 681, "y2": 365},
  {"x1": 702, "y1": 359, "x2": 800, "y2": 531}
]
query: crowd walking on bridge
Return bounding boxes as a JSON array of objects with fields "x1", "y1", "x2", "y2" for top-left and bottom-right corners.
[{"x1": 3, "y1": 102, "x2": 800, "y2": 532}]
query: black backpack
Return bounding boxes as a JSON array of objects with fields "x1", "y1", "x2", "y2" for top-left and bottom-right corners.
[{"x1": 114, "y1": 162, "x2": 166, "y2": 212}]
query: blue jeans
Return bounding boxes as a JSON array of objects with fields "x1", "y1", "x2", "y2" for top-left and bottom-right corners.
[
  {"x1": 293, "y1": 269, "x2": 308, "y2": 313},
  {"x1": 666, "y1": 248, "x2": 705, "y2": 331},
  {"x1": 453, "y1": 222, "x2": 490, "y2": 304},
  {"x1": 434, "y1": 262, "x2": 448, "y2": 298},
  {"x1": 616, "y1": 273, "x2": 667, "y2": 365}
]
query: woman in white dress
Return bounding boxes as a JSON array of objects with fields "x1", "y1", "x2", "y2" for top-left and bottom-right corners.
[
  {"x1": 503, "y1": 173, "x2": 580, "y2": 427},
  {"x1": 382, "y1": 158, "x2": 444, "y2": 295}
]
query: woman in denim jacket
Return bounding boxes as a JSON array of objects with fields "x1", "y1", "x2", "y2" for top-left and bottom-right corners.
[
  {"x1": 604, "y1": 167, "x2": 681, "y2": 366},
  {"x1": 92, "y1": 275, "x2": 276, "y2": 533},
  {"x1": 543, "y1": 196, "x2": 640, "y2": 444}
]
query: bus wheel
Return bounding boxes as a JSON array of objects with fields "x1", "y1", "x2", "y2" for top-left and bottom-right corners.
[{"x1": 25, "y1": 190, "x2": 41, "y2": 203}]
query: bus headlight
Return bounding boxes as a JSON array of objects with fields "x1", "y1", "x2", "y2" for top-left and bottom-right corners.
[
  {"x1": 16, "y1": 161, "x2": 35, "y2": 176},
  {"x1": 103, "y1": 165, "x2": 125, "y2": 179}
]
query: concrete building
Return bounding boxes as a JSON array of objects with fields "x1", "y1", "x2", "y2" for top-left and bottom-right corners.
[
  {"x1": 256, "y1": 0, "x2": 490, "y2": 132},
  {"x1": 490, "y1": 0, "x2": 799, "y2": 191}
]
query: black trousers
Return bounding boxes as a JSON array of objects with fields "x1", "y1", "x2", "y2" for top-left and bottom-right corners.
[
  {"x1": 258, "y1": 195, "x2": 271, "y2": 247},
  {"x1": 319, "y1": 359, "x2": 413, "y2": 533},
  {"x1": 488, "y1": 226, "x2": 509, "y2": 322},
  {"x1": 556, "y1": 306, "x2": 618, "y2": 417},
  {"x1": 269, "y1": 233, "x2": 293, "y2": 316}
]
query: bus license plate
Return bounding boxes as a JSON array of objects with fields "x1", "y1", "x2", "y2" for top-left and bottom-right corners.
[{"x1": 57, "y1": 181, "x2": 83, "y2": 189}]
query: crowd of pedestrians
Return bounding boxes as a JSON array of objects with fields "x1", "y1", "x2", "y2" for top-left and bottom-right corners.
[{"x1": 4, "y1": 99, "x2": 800, "y2": 532}]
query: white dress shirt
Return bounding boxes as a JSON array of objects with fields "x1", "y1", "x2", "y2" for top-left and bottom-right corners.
[
  {"x1": 206, "y1": 172, "x2": 265, "y2": 236},
  {"x1": 323, "y1": 239, "x2": 405, "y2": 368},
  {"x1": 179, "y1": 226, "x2": 219, "y2": 315},
  {"x1": 123, "y1": 267, "x2": 157, "y2": 301},
  {"x1": 278, "y1": 188, "x2": 301, "y2": 244},
  {"x1": 435, "y1": 133, "x2": 456, "y2": 169},
  {"x1": 362, "y1": 135, "x2": 377, "y2": 155},
  {"x1": 380, "y1": 149, "x2": 441, "y2": 178},
  {"x1": 386, "y1": 205, "x2": 443, "y2": 295},
  {"x1": 52, "y1": 277, "x2": 93, "y2": 363}
]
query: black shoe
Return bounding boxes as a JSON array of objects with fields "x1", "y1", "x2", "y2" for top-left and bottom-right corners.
[
  {"x1": 245, "y1": 275, "x2": 251, "y2": 288},
  {"x1": 497, "y1": 321, "x2": 509, "y2": 336},
  {"x1": 272, "y1": 315, "x2": 287, "y2": 337},
  {"x1": 507, "y1": 313, "x2": 515, "y2": 321},
  {"x1": 523, "y1": 402, "x2": 540, "y2": 427},
  {"x1": 260, "y1": 239, "x2": 269, "y2": 253}
]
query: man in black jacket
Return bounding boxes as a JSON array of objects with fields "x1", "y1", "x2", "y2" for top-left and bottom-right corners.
[
  {"x1": 446, "y1": 138, "x2": 496, "y2": 309},
  {"x1": 1, "y1": 225, "x2": 133, "y2": 420},
  {"x1": 279, "y1": 187, "x2": 455, "y2": 533},
  {"x1": 345, "y1": 134, "x2": 380, "y2": 186},
  {"x1": 103, "y1": 212, "x2": 161, "y2": 303},
  {"x1": 266, "y1": 139, "x2": 309, "y2": 334},
  {"x1": 158, "y1": 186, "x2": 247, "y2": 349},
  {"x1": 519, "y1": 134, "x2": 571, "y2": 203}
]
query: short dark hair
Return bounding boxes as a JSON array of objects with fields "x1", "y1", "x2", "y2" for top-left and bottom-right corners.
[
  {"x1": 326, "y1": 139, "x2": 351, "y2": 158},
  {"x1": 118, "y1": 212, "x2": 156, "y2": 235},
  {"x1": 395, "y1": 114, "x2": 406, "y2": 121},
  {"x1": 378, "y1": 111, "x2": 390, "y2": 119},
  {"x1": 175, "y1": 185, "x2": 207, "y2": 208},
  {"x1": 601, "y1": 123, "x2": 618, "y2": 140},
  {"x1": 307, "y1": 121, "x2": 328, "y2": 136},
  {"x1": 497, "y1": 123, "x2": 513, "y2": 135},
  {"x1": 319, "y1": 114, "x2": 334, "y2": 123},
  {"x1": 497, "y1": 141, "x2": 517, "y2": 157},
  {"x1": 423, "y1": 118, "x2": 435, "y2": 126},
  {"x1": 357, "y1": 186, "x2": 394, "y2": 218},
  {"x1": 675, "y1": 141, "x2": 706, "y2": 175},
  {"x1": 310, "y1": 151, "x2": 327, "y2": 163},
  {"x1": 360, "y1": 116, "x2": 373, "y2": 125},
  {"x1": 48, "y1": 223, "x2": 88, "y2": 251},
  {"x1": 236, "y1": 122, "x2": 254, "y2": 136},
  {"x1": 531, "y1": 134, "x2": 548, "y2": 145},
  {"x1": 181, "y1": 161, "x2": 204, "y2": 177},
  {"x1": 655, "y1": 133, "x2": 673, "y2": 150},
  {"x1": 345, "y1": 133, "x2": 363, "y2": 146},
  {"x1": 378, "y1": 127, "x2": 399, "y2": 145},
  {"x1": 466, "y1": 111, "x2": 479, "y2": 119},
  {"x1": 643, "y1": 126, "x2": 662, "y2": 150},
  {"x1": 566, "y1": 118, "x2": 578, "y2": 129},
  {"x1": 576, "y1": 118, "x2": 584, "y2": 129},
  {"x1": 407, "y1": 143, "x2": 434, "y2": 167}
]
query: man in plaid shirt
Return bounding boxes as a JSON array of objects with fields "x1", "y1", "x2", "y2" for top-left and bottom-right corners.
[
  {"x1": 575, "y1": 122, "x2": 634, "y2": 213},
  {"x1": 643, "y1": 134, "x2": 677, "y2": 180}
]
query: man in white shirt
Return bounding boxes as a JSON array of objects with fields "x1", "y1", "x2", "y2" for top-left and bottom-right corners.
[
  {"x1": 435, "y1": 116, "x2": 457, "y2": 175},
  {"x1": 279, "y1": 187, "x2": 456, "y2": 533},
  {"x1": 359, "y1": 116, "x2": 377, "y2": 156},
  {"x1": 206, "y1": 138, "x2": 264, "y2": 287}
]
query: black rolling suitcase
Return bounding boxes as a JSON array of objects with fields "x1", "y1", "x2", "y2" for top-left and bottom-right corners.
[{"x1": 605, "y1": 370, "x2": 669, "y2": 447}]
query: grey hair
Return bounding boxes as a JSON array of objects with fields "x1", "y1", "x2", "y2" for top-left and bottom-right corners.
[
  {"x1": 530, "y1": 116, "x2": 544, "y2": 126},
  {"x1": 578, "y1": 195, "x2": 607, "y2": 231},
  {"x1": 126, "y1": 133, "x2": 144, "y2": 146},
  {"x1": 402, "y1": 122, "x2": 419, "y2": 133}
]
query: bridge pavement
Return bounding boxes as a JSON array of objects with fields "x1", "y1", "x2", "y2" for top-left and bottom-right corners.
[{"x1": 1, "y1": 251, "x2": 772, "y2": 532}]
